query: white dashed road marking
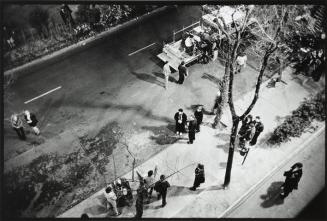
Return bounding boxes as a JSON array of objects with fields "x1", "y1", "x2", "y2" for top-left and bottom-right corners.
[{"x1": 24, "y1": 86, "x2": 62, "y2": 104}]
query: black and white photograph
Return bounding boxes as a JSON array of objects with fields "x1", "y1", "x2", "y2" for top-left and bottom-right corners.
[{"x1": 2, "y1": 1, "x2": 326, "y2": 219}]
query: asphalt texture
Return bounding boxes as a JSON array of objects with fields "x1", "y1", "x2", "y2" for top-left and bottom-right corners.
[
  {"x1": 4, "y1": 6, "x2": 202, "y2": 160},
  {"x1": 227, "y1": 129, "x2": 325, "y2": 218}
]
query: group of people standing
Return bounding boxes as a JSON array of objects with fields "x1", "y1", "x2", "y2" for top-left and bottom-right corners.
[
  {"x1": 238, "y1": 115, "x2": 264, "y2": 151},
  {"x1": 174, "y1": 106, "x2": 203, "y2": 144},
  {"x1": 10, "y1": 110, "x2": 40, "y2": 140}
]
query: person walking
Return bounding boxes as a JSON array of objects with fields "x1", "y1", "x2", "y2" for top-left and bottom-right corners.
[
  {"x1": 163, "y1": 61, "x2": 171, "y2": 89},
  {"x1": 250, "y1": 116, "x2": 264, "y2": 146},
  {"x1": 144, "y1": 170, "x2": 155, "y2": 204},
  {"x1": 280, "y1": 163, "x2": 303, "y2": 198},
  {"x1": 134, "y1": 180, "x2": 147, "y2": 218},
  {"x1": 187, "y1": 116, "x2": 197, "y2": 144},
  {"x1": 104, "y1": 186, "x2": 120, "y2": 216},
  {"x1": 189, "y1": 164, "x2": 205, "y2": 191},
  {"x1": 154, "y1": 175, "x2": 170, "y2": 207},
  {"x1": 11, "y1": 114, "x2": 26, "y2": 140},
  {"x1": 23, "y1": 110, "x2": 40, "y2": 135},
  {"x1": 174, "y1": 109, "x2": 187, "y2": 136},
  {"x1": 235, "y1": 52, "x2": 247, "y2": 74},
  {"x1": 212, "y1": 90, "x2": 222, "y2": 114},
  {"x1": 177, "y1": 61, "x2": 188, "y2": 84},
  {"x1": 194, "y1": 106, "x2": 203, "y2": 132}
]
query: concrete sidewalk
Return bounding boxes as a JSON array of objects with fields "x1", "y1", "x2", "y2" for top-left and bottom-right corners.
[{"x1": 59, "y1": 68, "x2": 324, "y2": 218}]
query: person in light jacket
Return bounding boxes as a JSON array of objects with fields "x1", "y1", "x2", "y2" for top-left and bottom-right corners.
[{"x1": 11, "y1": 114, "x2": 26, "y2": 140}]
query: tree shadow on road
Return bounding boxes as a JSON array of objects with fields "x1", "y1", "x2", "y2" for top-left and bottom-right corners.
[
  {"x1": 260, "y1": 181, "x2": 285, "y2": 208},
  {"x1": 152, "y1": 71, "x2": 177, "y2": 83},
  {"x1": 216, "y1": 142, "x2": 229, "y2": 153},
  {"x1": 130, "y1": 71, "x2": 165, "y2": 88},
  {"x1": 186, "y1": 104, "x2": 213, "y2": 115},
  {"x1": 201, "y1": 73, "x2": 222, "y2": 88},
  {"x1": 141, "y1": 125, "x2": 179, "y2": 145}
]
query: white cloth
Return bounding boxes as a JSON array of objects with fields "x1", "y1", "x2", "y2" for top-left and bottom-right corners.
[
  {"x1": 185, "y1": 37, "x2": 194, "y2": 47},
  {"x1": 104, "y1": 190, "x2": 117, "y2": 203},
  {"x1": 163, "y1": 63, "x2": 171, "y2": 77},
  {"x1": 236, "y1": 55, "x2": 247, "y2": 66},
  {"x1": 145, "y1": 176, "x2": 155, "y2": 187}
]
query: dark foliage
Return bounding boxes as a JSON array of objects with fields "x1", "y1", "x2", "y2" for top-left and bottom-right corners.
[
  {"x1": 268, "y1": 91, "x2": 325, "y2": 145},
  {"x1": 28, "y1": 6, "x2": 49, "y2": 36}
]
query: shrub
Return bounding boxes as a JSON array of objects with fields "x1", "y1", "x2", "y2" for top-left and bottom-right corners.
[
  {"x1": 268, "y1": 90, "x2": 325, "y2": 145},
  {"x1": 28, "y1": 6, "x2": 49, "y2": 37}
]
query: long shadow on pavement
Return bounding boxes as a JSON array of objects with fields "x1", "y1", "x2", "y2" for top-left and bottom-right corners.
[
  {"x1": 152, "y1": 71, "x2": 177, "y2": 83},
  {"x1": 201, "y1": 73, "x2": 222, "y2": 88},
  {"x1": 130, "y1": 71, "x2": 165, "y2": 88},
  {"x1": 141, "y1": 125, "x2": 179, "y2": 145},
  {"x1": 260, "y1": 181, "x2": 285, "y2": 208}
]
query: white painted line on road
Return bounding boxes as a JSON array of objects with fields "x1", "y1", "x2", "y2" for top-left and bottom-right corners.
[
  {"x1": 24, "y1": 86, "x2": 62, "y2": 104},
  {"x1": 128, "y1": 43, "x2": 156, "y2": 56}
]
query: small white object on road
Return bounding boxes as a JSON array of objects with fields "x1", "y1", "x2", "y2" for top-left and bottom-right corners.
[
  {"x1": 24, "y1": 86, "x2": 62, "y2": 104},
  {"x1": 128, "y1": 43, "x2": 156, "y2": 56}
]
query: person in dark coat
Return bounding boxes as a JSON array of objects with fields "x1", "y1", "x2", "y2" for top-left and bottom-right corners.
[
  {"x1": 11, "y1": 114, "x2": 26, "y2": 140},
  {"x1": 24, "y1": 110, "x2": 40, "y2": 135},
  {"x1": 280, "y1": 163, "x2": 303, "y2": 198},
  {"x1": 154, "y1": 175, "x2": 170, "y2": 207},
  {"x1": 174, "y1": 109, "x2": 187, "y2": 136},
  {"x1": 238, "y1": 114, "x2": 253, "y2": 137},
  {"x1": 189, "y1": 164, "x2": 205, "y2": 191},
  {"x1": 239, "y1": 122, "x2": 255, "y2": 150},
  {"x1": 187, "y1": 116, "x2": 197, "y2": 144},
  {"x1": 194, "y1": 106, "x2": 203, "y2": 132},
  {"x1": 250, "y1": 116, "x2": 264, "y2": 146},
  {"x1": 177, "y1": 61, "x2": 188, "y2": 84},
  {"x1": 134, "y1": 181, "x2": 147, "y2": 218}
]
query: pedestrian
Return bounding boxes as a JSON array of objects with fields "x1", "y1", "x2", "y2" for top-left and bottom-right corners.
[
  {"x1": 238, "y1": 114, "x2": 253, "y2": 137},
  {"x1": 187, "y1": 116, "x2": 197, "y2": 144},
  {"x1": 250, "y1": 116, "x2": 264, "y2": 146},
  {"x1": 23, "y1": 110, "x2": 40, "y2": 135},
  {"x1": 194, "y1": 106, "x2": 203, "y2": 132},
  {"x1": 177, "y1": 61, "x2": 188, "y2": 84},
  {"x1": 163, "y1": 61, "x2": 171, "y2": 89},
  {"x1": 104, "y1": 186, "x2": 120, "y2": 216},
  {"x1": 144, "y1": 170, "x2": 155, "y2": 204},
  {"x1": 280, "y1": 163, "x2": 303, "y2": 198},
  {"x1": 212, "y1": 90, "x2": 222, "y2": 114},
  {"x1": 189, "y1": 164, "x2": 205, "y2": 191},
  {"x1": 235, "y1": 52, "x2": 247, "y2": 74},
  {"x1": 174, "y1": 108, "x2": 187, "y2": 136},
  {"x1": 239, "y1": 122, "x2": 255, "y2": 151},
  {"x1": 134, "y1": 180, "x2": 147, "y2": 218},
  {"x1": 11, "y1": 114, "x2": 26, "y2": 140},
  {"x1": 184, "y1": 34, "x2": 195, "y2": 56},
  {"x1": 154, "y1": 175, "x2": 170, "y2": 207}
]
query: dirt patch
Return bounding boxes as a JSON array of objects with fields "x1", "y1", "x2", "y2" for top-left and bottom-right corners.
[{"x1": 3, "y1": 122, "x2": 123, "y2": 218}]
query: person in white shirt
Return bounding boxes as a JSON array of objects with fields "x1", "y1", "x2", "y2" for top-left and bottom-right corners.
[
  {"x1": 163, "y1": 61, "x2": 171, "y2": 90},
  {"x1": 104, "y1": 186, "x2": 120, "y2": 216},
  {"x1": 144, "y1": 170, "x2": 156, "y2": 203},
  {"x1": 184, "y1": 34, "x2": 195, "y2": 55},
  {"x1": 236, "y1": 52, "x2": 247, "y2": 74}
]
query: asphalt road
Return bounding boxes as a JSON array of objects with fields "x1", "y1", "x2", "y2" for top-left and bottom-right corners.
[
  {"x1": 227, "y1": 129, "x2": 325, "y2": 218},
  {"x1": 4, "y1": 6, "x2": 202, "y2": 158}
]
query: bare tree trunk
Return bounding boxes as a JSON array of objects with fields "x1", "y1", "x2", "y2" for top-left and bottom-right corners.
[
  {"x1": 213, "y1": 61, "x2": 229, "y2": 128},
  {"x1": 223, "y1": 116, "x2": 240, "y2": 187}
]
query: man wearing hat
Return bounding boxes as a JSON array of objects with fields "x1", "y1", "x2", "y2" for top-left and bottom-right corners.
[
  {"x1": 174, "y1": 108, "x2": 187, "y2": 135},
  {"x1": 188, "y1": 116, "x2": 197, "y2": 144},
  {"x1": 250, "y1": 116, "x2": 264, "y2": 146}
]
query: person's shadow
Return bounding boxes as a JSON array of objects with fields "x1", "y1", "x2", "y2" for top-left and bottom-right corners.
[
  {"x1": 260, "y1": 181, "x2": 285, "y2": 208},
  {"x1": 130, "y1": 71, "x2": 165, "y2": 88}
]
